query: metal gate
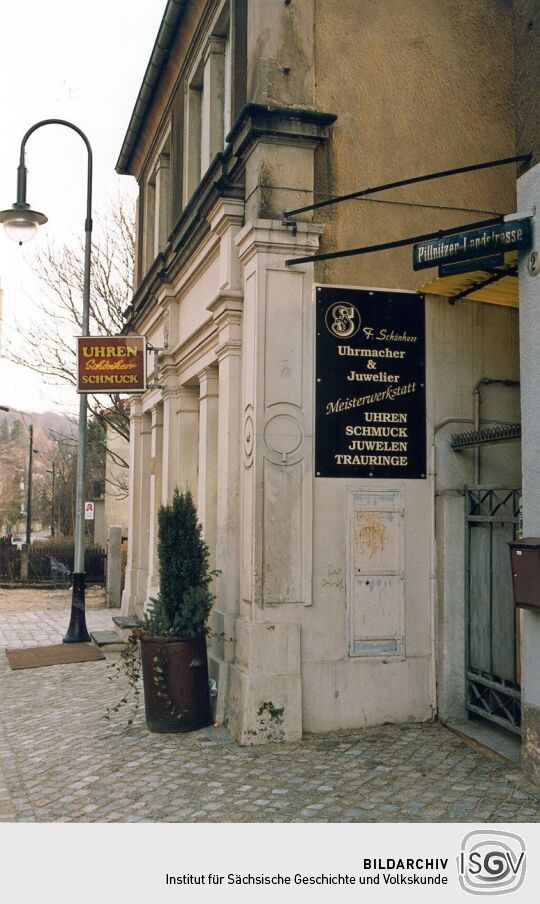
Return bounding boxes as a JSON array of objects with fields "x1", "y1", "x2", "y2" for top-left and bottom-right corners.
[{"x1": 465, "y1": 487, "x2": 521, "y2": 734}]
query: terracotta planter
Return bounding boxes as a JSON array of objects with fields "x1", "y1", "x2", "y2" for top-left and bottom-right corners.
[{"x1": 140, "y1": 633, "x2": 212, "y2": 733}]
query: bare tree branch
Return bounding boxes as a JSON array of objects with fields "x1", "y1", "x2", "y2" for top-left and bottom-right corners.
[{"x1": 3, "y1": 195, "x2": 135, "y2": 459}]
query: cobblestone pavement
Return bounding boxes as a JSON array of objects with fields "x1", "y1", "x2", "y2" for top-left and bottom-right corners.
[{"x1": 1, "y1": 594, "x2": 540, "y2": 823}]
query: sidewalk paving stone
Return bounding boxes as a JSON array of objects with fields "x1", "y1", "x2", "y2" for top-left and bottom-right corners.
[{"x1": 0, "y1": 595, "x2": 540, "y2": 823}]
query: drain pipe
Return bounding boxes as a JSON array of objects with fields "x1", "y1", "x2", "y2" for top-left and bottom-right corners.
[{"x1": 473, "y1": 379, "x2": 520, "y2": 484}]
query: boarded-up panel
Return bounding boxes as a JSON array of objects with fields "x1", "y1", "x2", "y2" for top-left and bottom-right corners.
[
  {"x1": 491, "y1": 522, "x2": 516, "y2": 681},
  {"x1": 354, "y1": 510, "x2": 403, "y2": 575},
  {"x1": 349, "y1": 489, "x2": 404, "y2": 657},
  {"x1": 352, "y1": 575, "x2": 402, "y2": 638},
  {"x1": 469, "y1": 524, "x2": 491, "y2": 673}
]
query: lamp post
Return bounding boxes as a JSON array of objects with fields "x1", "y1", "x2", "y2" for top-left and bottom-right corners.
[
  {"x1": 47, "y1": 462, "x2": 56, "y2": 538},
  {"x1": 25, "y1": 422, "x2": 34, "y2": 549},
  {"x1": 0, "y1": 119, "x2": 93, "y2": 643}
]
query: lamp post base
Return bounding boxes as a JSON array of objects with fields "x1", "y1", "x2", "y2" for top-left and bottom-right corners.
[{"x1": 63, "y1": 572, "x2": 91, "y2": 643}]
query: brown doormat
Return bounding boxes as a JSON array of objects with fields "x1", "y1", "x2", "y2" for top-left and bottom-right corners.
[{"x1": 5, "y1": 643, "x2": 105, "y2": 670}]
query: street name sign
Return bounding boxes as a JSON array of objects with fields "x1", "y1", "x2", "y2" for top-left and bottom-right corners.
[
  {"x1": 77, "y1": 336, "x2": 147, "y2": 393},
  {"x1": 439, "y1": 253, "x2": 504, "y2": 277},
  {"x1": 413, "y1": 219, "x2": 531, "y2": 271}
]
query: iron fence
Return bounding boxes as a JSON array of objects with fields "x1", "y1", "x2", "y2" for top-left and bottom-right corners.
[
  {"x1": 0, "y1": 538, "x2": 21, "y2": 581},
  {"x1": 28, "y1": 543, "x2": 106, "y2": 584}
]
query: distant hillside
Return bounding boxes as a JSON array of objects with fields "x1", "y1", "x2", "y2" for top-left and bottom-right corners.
[
  {"x1": 0, "y1": 409, "x2": 78, "y2": 533},
  {"x1": 0, "y1": 410, "x2": 77, "y2": 444}
]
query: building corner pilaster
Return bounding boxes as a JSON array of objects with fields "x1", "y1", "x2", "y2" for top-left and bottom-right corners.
[{"x1": 226, "y1": 219, "x2": 323, "y2": 744}]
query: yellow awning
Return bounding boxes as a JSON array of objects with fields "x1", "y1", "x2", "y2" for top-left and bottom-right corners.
[{"x1": 419, "y1": 252, "x2": 518, "y2": 308}]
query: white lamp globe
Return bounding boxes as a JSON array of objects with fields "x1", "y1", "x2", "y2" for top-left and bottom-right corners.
[{"x1": 0, "y1": 206, "x2": 47, "y2": 245}]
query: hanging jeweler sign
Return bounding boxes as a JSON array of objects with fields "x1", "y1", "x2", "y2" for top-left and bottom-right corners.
[
  {"x1": 77, "y1": 336, "x2": 147, "y2": 393},
  {"x1": 315, "y1": 287, "x2": 426, "y2": 479}
]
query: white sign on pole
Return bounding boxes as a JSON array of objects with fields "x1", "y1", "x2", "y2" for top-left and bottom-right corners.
[{"x1": 84, "y1": 501, "x2": 95, "y2": 521}]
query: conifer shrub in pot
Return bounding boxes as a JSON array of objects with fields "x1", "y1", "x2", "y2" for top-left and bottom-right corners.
[{"x1": 139, "y1": 487, "x2": 214, "y2": 733}]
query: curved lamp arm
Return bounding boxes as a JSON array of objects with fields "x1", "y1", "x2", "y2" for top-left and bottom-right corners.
[
  {"x1": 17, "y1": 119, "x2": 93, "y2": 236},
  {"x1": 1, "y1": 119, "x2": 94, "y2": 642}
]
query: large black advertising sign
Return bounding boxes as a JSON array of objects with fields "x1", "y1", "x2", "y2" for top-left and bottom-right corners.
[{"x1": 315, "y1": 287, "x2": 426, "y2": 479}]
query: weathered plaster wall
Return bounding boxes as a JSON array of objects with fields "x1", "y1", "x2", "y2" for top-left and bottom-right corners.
[
  {"x1": 514, "y1": 1, "x2": 540, "y2": 168},
  {"x1": 303, "y1": 478, "x2": 433, "y2": 731},
  {"x1": 295, "y1": 0, "x2": 519, "y2": 732},
  {"x1": 300, "y1": 294, "x2": 520, "y2": 735},
  {"x1": 246, "y1": 0, "x2": 314, "y2": 108},
  {"x1": 313, "y1": 0, "x2": 517, "y2": 287}
]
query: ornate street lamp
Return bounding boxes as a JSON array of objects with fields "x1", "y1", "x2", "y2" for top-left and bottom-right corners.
[{"x1": 0, "y1": 119, "x2": 93, "y2": 643}]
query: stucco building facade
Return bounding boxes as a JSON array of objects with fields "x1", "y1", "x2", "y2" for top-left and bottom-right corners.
[
  {"x1": 117, "y1": 0, "x2": 525, "y2": 747},
  {"x1": 513, "y1": 0, "x2": 540, "y2": 782}
]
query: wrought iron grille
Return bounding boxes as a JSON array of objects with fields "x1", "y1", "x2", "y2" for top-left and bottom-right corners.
[{"x1": 465, "y1": 486, "x2": 521, "y2": 734}]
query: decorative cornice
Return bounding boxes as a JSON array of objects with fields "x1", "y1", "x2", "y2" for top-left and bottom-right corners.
[
  {"x1": 203, "y1": 35, "x2": 226, "y2": 66},
  {"x1": 150, "y1": 406, "x2": 164, "y2": 427},
  {"x1": 129, "y1": 397, "x2": 143, "y2": 420},
  {"x1": 157, "y1": 315, "x2": 219, "y2": 380},
  {"x1": 236, "y1": 218, "x2": 324, "y2": 265},
  {"x1": 158, "y1": 359, "x2": 179, "y2": 399},
  {"x1": 215, "y1": 339, "x2": 242, "y2": 363},
  {"x1": 207, "y1": 290, "x2": 244, "y2": 316},
  {"x1": 176, "y1": 385, "x2": 200, "y2": 413},
  {"x1": 227, "y1": 103, "x2": 337, "y2": 162},
  {"x1": 124, "y1": 104, "x2": 336, "y2": 327},
  {"x1": 208, "y1": 196, "x2": 245, "y2": 238},
  {"x1": 197, "y1": 366, "x2": 219, "y2": 398}
]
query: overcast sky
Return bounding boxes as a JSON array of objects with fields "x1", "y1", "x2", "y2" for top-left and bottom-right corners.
[{"x1": 0, "y1": 0, "x2": 165, "y2": 414}]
